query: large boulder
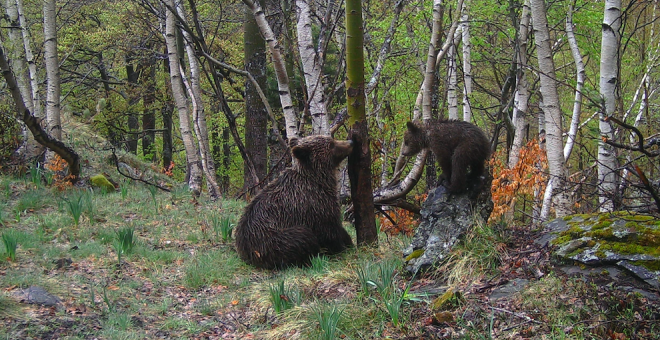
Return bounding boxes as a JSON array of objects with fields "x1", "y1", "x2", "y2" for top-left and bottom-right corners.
[{"x1": 538, "y1": 213, "x2": 660, "y2": 289}]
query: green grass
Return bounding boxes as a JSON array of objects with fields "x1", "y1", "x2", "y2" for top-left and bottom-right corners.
[
  {"x1": 0, "y1": 169, "x2": 657, "y2": 339},
  {"x1": 2, "y1": 231, "x2": 18, "y2": 261}
]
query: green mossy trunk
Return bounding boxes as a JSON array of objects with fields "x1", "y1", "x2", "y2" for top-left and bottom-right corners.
[{"x1": 346, "y1": 0, "x2": 377, "y2": 245}]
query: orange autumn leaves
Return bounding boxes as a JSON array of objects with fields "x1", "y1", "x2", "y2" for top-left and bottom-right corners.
[{"x1": 490, "y1": 139, "x2": 547, "y2": 221}]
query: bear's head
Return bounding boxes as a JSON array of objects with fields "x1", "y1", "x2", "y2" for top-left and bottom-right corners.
[
  {"x1": 289, "y1": 135, "x2": 353, "y2": 170},
  {"x1": 402, "y1": 121, "x2": 426, "y2": 156}
]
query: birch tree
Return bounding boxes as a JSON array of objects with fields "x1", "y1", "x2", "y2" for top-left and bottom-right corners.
[
  {"x1": 598, "y1": 0, "x2": 621, "y2": 212},
  {"x1": 296, "y1": 0, "x2": 329, "y2": 135},
  {"x1": 0, "y1": 39, "x2": 80, "y2": 181},
  {"x1": 43, "y1": 0, "x2": 61, "y2": 149},
  {"x1": 508, "y1": 0, "x2": 531, "y2": 169},
  {"x1": 242, "y1": 0, "x2": 299, "y2": 139},
  {"x1": 3, "y1": 0, "x2": 40, "y2": 158},
  {"x1": 164, "y1": 0, "x2": 203, "y2": 196},
  {"x1": 530, "y1": 0, "x2": 572, "y2": 219},
  {"x1": 174, "y1": 3, "x2": 221, "y2": 199},
  {"x1": 460, "y1": 0, "x2": 472, "y2": 122},
  {"x1": 563, "y1": 5, "x2": 585, "y2": 161}
]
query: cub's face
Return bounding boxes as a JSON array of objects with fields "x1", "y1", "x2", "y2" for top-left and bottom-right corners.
[
  {"x1": 402, "y1": 121, "x2": 424, "y2": 156},
  {"x1": 290, "y1": 136, "x2": 354, "y2": 169}
]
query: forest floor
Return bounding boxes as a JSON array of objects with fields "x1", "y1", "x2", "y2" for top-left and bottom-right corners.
[
  {"x1": 1, "y1": 169, "x2": 659, "y2": 339},
  {"x1": 0, "y1": 117, "x2": 659, "y2": 339}
]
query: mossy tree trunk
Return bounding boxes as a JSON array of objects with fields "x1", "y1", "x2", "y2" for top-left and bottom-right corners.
[{"x1": 346, "y1": 0, "x2": 377, "y2": 245}]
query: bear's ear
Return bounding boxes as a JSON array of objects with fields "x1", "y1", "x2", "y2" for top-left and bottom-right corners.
[
  {"x1": 406, "y1": 121, "x2": 420, "y2": 133},
  {"x1": 288, "y1": 137, "x2": 299, "y2": 147},
  {"x1": 291, "y1": 145, "x2": 311, "y2": 161}
]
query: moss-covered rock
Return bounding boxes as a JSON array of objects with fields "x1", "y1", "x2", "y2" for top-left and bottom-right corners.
[
  {"x1": 90, "y1": 174, "x2": 116, "y2": 192},
  {"x1": 545, "y1": 212, "x2": 660, "y2": 288}
]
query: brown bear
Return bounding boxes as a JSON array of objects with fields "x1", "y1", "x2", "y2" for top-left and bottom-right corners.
[
  {"x1": 402, "y1": 119, "x2": 491, "y2": 194},
  {"x1": 234, "y1": 135, "x2": 354, "y2": 269}
]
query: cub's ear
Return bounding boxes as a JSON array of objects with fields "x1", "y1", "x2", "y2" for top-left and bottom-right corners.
[
  {"x1": 291, "y1": 145, "x2": 311, "y2": 161},
  {"x1": 288, "y1": 137, "x2": 299, "y2": 147},
  {"x1": 406, "y1": 121, "x2": 420, "y2": 132}
]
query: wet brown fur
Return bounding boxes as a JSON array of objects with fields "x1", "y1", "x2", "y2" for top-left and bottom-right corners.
[
  {"x1": 234, "y1": 135, "x2": 354, "y2": 269},
  {"x1": 402, "y1": 119, "x2": 491, "y2": 193}
]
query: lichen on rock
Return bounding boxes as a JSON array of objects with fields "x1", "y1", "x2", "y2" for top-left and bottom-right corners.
[{"x1": 541, "y1": 212, "x2": 660, "y2": 289}]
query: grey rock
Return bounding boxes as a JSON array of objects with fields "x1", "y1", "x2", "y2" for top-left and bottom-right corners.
[
  {"x1": 489, "y1": 278, "x2": 529, "y2": 300},
  {"x1": 17, "y1": 286, "x2": 63, "y2": 307},
  {"x1": 544, "y1": 213, "x2": 660, "y2": 289},
  {"x1": 403, "y1": 176, "x2": 493, "y2": 274}
]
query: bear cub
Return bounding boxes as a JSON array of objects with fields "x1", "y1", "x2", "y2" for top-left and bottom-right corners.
[
  {"x1": 235, "y1": 135, "x2": 354, "y2": 269},
  {"x1": 402, "y1": 119, "x2": 491, "y2": 194}
]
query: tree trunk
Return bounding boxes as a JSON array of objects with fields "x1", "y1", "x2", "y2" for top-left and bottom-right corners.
[
  {"x1": 461, "y1": 0, "x2": 472, "y2": 122},
  {"x1": 564, "y1": 5, "x2": 585, "y2": 161},
  {"x1": 447, "y1": 34, "x2": 459, "y2": 120},
  {"x1": 243, "y1": 0, "x2": 298, "y2": 139},
  {"x1": 142, "y1": 57, "x2": 156, "y2": 162},
  {"x1": 164, "y1": 0, "x2": 203, "y2": 196},
  {"x1": 43, "y1": 0, "x2": 61, "y2": 161},
  {"x1": 162, "y1": 101, "x2": 174, "y2": 172},
  {"x1": 598, "y1": 0, "x2": 621, "y2": 212},
  {"x1": 244, "y1": 1, "x2": 269, "y2": 194},
  {"x1": 530, "y1": 0, "x2": 572, "y2": 220},
  {"x1": 176, "y1": 4, "x2": 221, "y2": 199},
  {"x1": 296, "y1": 0, "x2": 329, "y2": 135},
  {"x1": 508, "y1": 0, "x2": 531, "y2": 169},
  {"x1": 0, "y1": 42, "x2": 80, "y2": 181},
  {"x1": 4, "y1": 0, "x2": 40, "y2": 158},
  {"x1": 346, "y1": 0, "x2": 377, "y2": 245},
  {"x1": 125, "y1": 55, "x2": 139, "y2": 154}
]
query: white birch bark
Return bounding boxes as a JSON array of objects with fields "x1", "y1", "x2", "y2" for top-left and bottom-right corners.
[
  {"x1": 460, "y1": 0, "x2": 472, "y2": 122},
  {"x1": 164, "y1": 0, "x2": 202, "y2": 195},
  {"x1": 175, "y1": 4, "x2": 221, "y2": 200},
  {"x1": 598, "y1": 0, "x2": 621, "y2": 212},
  {"x1": 243, "y1": 0, "x2": 298, "y2": 139},
  {"x1": 508, "y1": 0, "x2": 531, "y2": 169},
  {"x1": 422, "y1": 0, "x2": 444, "y2": 122},
  {"x1": 564, "y1": 5, "x2": 585, "y2": 161},
  {"x1": 447, "y1": 33, "x2": 460, "y2": 120},
  {"x1": 43, "y1": 0, "x2": 61, "y2": 155},
  {"x1": 530, "y1": 0, "x2": 572, "y2": 220},
  {"x1": 4, "y1": 0, "x2": 32, "y2": 115},
  {"x1": 16, "y1": 0, "x2": 40, "y2": 120},
  {"x1": 296, "y1": 0, "x2": 328, "y2": 135}
]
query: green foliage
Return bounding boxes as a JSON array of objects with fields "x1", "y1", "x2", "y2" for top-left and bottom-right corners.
[
  {"x1": 269, "y1": 280, "x2": 300, "y2": 313},
  {"x1": 211, "y1": 214, "x2": 234, "y2": 243},
  {"x1": 2, "y1": 231, "x2": 18, "y2": 261},
  {"x1": 309, "y1": 254, "x2": 329, "y2": 275},
  {"x1": 147, "y1": 185, "x2": 158, "y2": 212},
  {"x1": 64, "y1": 191, "x2": 86, "y2": 227},
  {"x1": 314, "y1": 303, "x2": 344, "y2": 340}
]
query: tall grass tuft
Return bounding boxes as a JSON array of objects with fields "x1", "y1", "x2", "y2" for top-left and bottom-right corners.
[
  {"x1": 314, "y1": 303, "x2": 344, "y2": 340},
  {"x1": 147, "y1": 185, "x2": 158, "y2": 212},
  {"x1": 269, "y1": 280, "x2": 300, "y2": 313},
  {"x1": 2, "y1": 231, "x2": 18, "y2": 261},
  {"x1": 211, "y1": 215, "x2": 234, "y2": 243},
  {"x1": 120, "y1": 183, "x2": 128, "y2": 200},
  {"x1": 309, "y1": 254, "x2": 329, "y2": 274},
  {"x1": 64, "y1": 192, "x2": 85, "y2": 226},
  {"x1": 27, "y1": 166, "x2": 42, "y2": 187},
  {"x1": 114, "y1": 227, "x2": 135, "y2": 265}
]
